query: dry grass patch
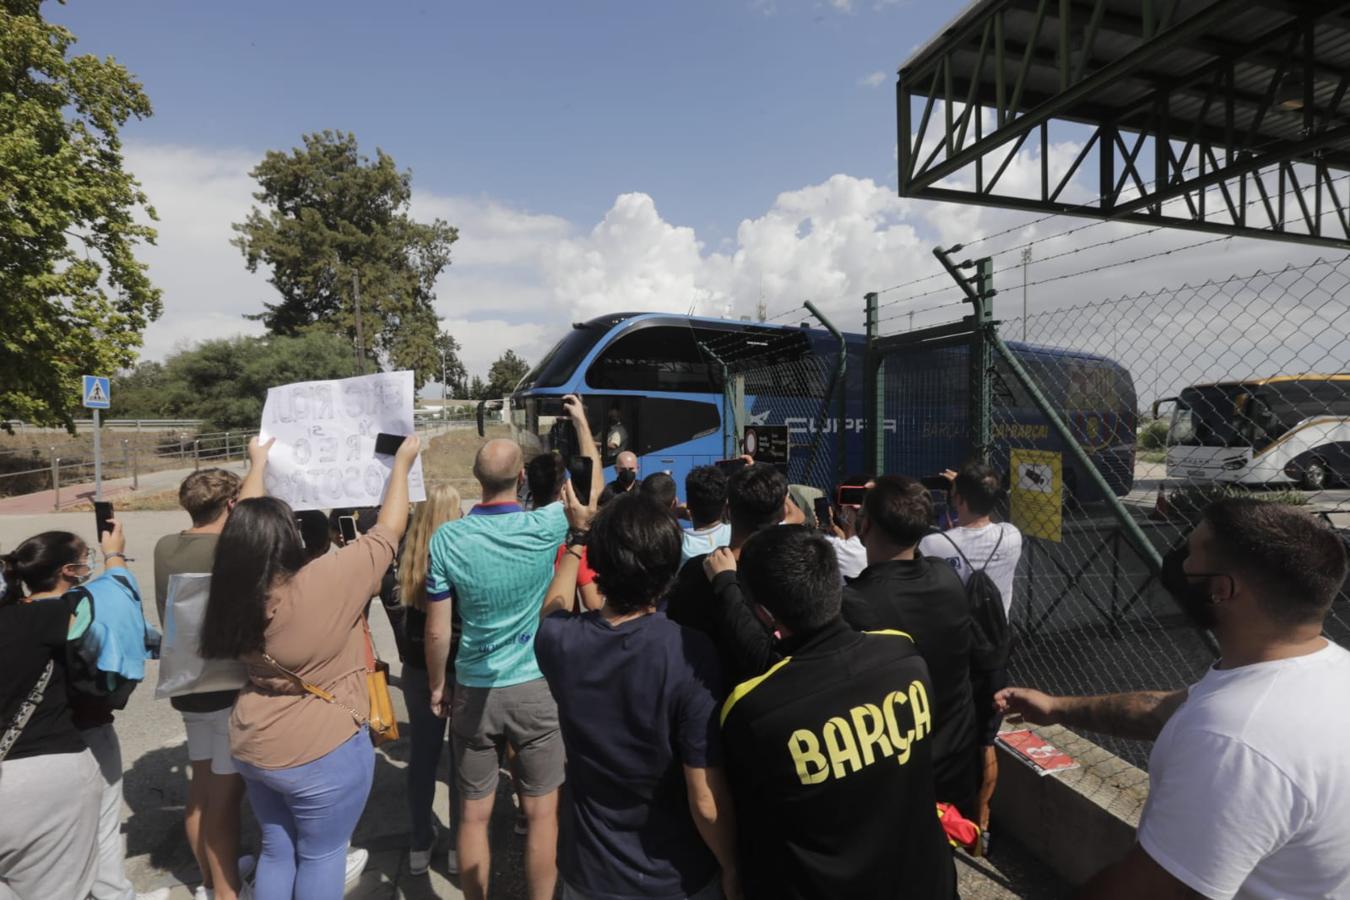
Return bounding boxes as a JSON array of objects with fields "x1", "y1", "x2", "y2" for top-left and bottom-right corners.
[{"x1": 419, "y1": 424, "x2": 511, "y2": 498}]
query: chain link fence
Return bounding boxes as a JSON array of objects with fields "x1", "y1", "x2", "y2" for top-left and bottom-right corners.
[
  {"x1": 869, "y1": 253, "x2": 1350, "y2": 777},
  {"x1": 698, "y1": 311, "x2": 849, "y2": 493}
]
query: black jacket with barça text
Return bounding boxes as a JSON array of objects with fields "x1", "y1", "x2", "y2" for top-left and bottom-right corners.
[{"x1": 719, "y1": 620, "x2": 957, "y2": 900}]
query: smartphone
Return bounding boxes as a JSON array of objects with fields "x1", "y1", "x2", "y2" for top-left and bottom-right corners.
[
  {"x1": 373, "y1": 432, "x2": 407, "y2": 456},
  {"x1": 338, "y1": 515, "x2": 359, "y2": 543},
  {"x1": 813, "y1": 497, "x2": 833, "y2": 530},
  {"x1": 837, "y1": 484, "x2": 867, "y2": 507},
  {"x1": 715, "y1": 457, "x2": 749, "y2": 473},
  {"x1": 920, "y1": 475, "x2": 952, "y2": 491},
  {"x1": 94, "y1": 500, "x2": 114, "y2": 539},
  {"x1": 571, "y1": 456, "x2": 594, "y2": 501}
]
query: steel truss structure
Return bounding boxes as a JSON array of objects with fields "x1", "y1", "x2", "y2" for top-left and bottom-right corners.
[{"x1": 897, "y1": 0, "x2": 1350, "y2": 248}]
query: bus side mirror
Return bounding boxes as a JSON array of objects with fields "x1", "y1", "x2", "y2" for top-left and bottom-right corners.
[
  {"x1": 1152, "y1": 397, "x2": 1178, "y2": 420},
  {"x1": 476, "y1": 400, "x2": 487, "y2": 437}
]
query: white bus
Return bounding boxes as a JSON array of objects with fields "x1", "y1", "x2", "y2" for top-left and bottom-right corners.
[{"x1": 1157, "y1": 375, "x2": 1350, "y2": 490}]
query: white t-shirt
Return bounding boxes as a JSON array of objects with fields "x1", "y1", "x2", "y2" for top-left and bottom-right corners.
[
  {"x1": 681, "y1": 521, "x2": 731, "y2": 566},
  {"x1": 824, "y1": 534, "x2": 868, "y2": 582},
  {"x1": 919, "y1": 522, "x2": 1023, "y2": 617},
  {"x1": 1138, "y1": 641, "x2": 1350, "y2": 900}
]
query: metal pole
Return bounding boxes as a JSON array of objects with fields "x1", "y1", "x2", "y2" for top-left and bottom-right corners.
[
  {"x1": 194, "y1": 439, "x2": 200, "y2": 471},
  {"x1": 51, "y1": 451, "x2": 60, "y2": 511},
  {"x1": 132, "y1": 441, "x2": 139, "y2": 490},
  {"x1": 121, "y1": 439, "x2": 129, "y2": 480},
  {"x1": 93, "y1": 408, "x2": 102, "y2": 501},
  {"x1": 225, "y1": 431, "x2": 231, "y2": 461},
  {"x1": 1021, "y1": 246, "x2": 1032, "y2": 341},
  {"x1": 353, "y1": 272, "x2": 366, "y2": 375},
  {"x1": 803, "y1": 300, "x2": 847, "y2": 487},
  {"x1": 988, "y1": 331, "x2": 1160, "y2": 571},
  {"x1": 442, "y1": 350, "x2": 448, "y2": 417},
  {"x1": 863, "y1": 292, "x2": 882, "y2": 475}
]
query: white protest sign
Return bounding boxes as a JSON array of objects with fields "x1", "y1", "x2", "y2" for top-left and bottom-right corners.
[{"x1": 258, "y1": 370, "x2": 427, "y2": 511}]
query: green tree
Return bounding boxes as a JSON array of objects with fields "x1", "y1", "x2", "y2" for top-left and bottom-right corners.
[
  {"x1": 0, "y1": 0, "x2": 161, "y2": 430},
  {"x1": 467, "y1": 375, "x2": 487, "y2": 401},
  {"x1": 484, "y1": 350, "x2": 530, "y2": 399},
  {"x1": 435, "y1": 331, "x2": 468, "y2": 398},
  {"x1": 109, "y1": 361, "x2": 170, "y2": 419},
  {"x1": 156, "y1": 332, "x2": 356, "y2": 431},
  {"x1": 231, "y1": 131, "x2": 459, "y2": 389}
]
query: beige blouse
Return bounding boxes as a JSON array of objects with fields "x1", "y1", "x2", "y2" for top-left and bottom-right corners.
[{"x1": 229, "y1": 524, "x2": 396, "y2": 769}]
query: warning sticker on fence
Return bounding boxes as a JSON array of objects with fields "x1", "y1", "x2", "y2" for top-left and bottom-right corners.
[
  {"x1": 1010, "y1": 448, "x2": 1062, "y2": 542},
  {"x1": 997, "y1": 729, "x2": 1078, "y2": 776}
]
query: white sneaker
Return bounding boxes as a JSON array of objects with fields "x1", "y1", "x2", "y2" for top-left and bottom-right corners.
[
  {"x1": 408, "y1": 822, "x2": 440, "y2": 877},
  {"x1": 194, "y1": 887, "x2": 211, "y2": 900},
  {"x1": 137, "y1": 890, "x2": 173, "y2": 900},
  {"x1": 446, "y1": 848, "x2": 459, "y2": 876},
  {"x1": 344, "y1": 848, "x2": 369, "y2": 889}
]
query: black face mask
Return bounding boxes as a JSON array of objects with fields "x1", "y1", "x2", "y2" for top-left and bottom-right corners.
[
  {"x1": 616, "y1": 469, "x2": 636, "y2": 487},
  {"x1": 1160, "y1": 543, "x2": 1226, "y2": 632}
]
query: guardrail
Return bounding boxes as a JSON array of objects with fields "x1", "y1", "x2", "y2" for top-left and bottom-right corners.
[
  {"x1": 3, "y1": 419, "x2": 207, "y2": 432},
  {"x1": 0, "y1": 414, "x2": 473, "y2": 508}
]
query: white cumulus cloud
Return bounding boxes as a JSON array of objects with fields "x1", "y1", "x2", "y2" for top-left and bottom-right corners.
[{"x1": 121, "y1": 138, "x2": 1327, "y2": 393}]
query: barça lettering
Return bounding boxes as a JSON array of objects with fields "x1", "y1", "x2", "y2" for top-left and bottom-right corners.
[{"x1": 787, "y1": 679, "x2": 932, "y2": 785}]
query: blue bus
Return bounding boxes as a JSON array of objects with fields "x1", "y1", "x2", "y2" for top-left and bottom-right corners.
[{"x1": 497, "y1": 312, "x2": 1135, "y2": 503}]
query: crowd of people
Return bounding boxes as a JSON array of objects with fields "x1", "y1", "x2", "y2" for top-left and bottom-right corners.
[{"x1": 3, "y1": 391, "x2": 1349, "y2": 900}]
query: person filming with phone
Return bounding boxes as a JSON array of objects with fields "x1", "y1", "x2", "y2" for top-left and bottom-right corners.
[{"x1": 423, "y1": 394, "x2": 597, "y2": 900}]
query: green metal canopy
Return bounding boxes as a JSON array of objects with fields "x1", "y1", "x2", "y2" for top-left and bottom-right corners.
[{"x1": 897, "y1": 0, "x2": 1350, "y2": 248}]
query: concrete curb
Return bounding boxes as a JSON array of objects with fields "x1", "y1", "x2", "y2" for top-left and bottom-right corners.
[{"x1": 992, "y1": 725, "x2": 1146, "y2": 886}]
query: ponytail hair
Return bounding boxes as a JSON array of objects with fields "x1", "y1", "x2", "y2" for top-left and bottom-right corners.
[
  {"x1": 1, "y1": 532, "x2": 85, "y2": 605},
  {"x1": 200, "y1": 497, "x2": 305, "y2": 659}
]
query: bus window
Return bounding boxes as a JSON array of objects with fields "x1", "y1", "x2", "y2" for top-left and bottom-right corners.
[
  {"x1": 586, "y1": 325, "x2": 720, "y2": 393},
  {"x1": 513, "y1": 394, "x2": 719, "y2": 468},
  {"x1": 633, "y1": 398, "x2": 719, "y2": 456},
  {"x1": 1172, "y1": 385, "x2": 1249, "y2": 447}
]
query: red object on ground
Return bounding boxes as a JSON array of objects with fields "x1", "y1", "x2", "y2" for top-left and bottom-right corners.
[{"x1": 997, "y1": 729, "x2": 1079, "y2": 775}]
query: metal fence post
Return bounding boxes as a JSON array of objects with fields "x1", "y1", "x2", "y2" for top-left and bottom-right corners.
[
  {"x1": 863, "y1": 292, "x2": 882, "y2": 474},
  {"x1": 50, "y1": 449, "x2": 59, "y2": 511},
  {"x1": 122, "y1": 439, "x2": 130, "y2": 481},
  {"x1": 224, "y1": 432, "x2": 231, "y2": 461},
  {"x1": 179, "y1": 433, "x2": 186, "y2": 463},
  {"x1": 972, "y1": 257, "x2": 995, "y2": 463},
  {"x1": 193, "y1": 440, "x2": 201, "y2": 471},
  {"x1": 132, "y1": 440, "x2": 139, "y2": 490}
]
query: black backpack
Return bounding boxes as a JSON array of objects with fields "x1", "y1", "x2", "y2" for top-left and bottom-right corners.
[{"x1": 939, "y1": 528, "x2": 1012, "y2": 671}]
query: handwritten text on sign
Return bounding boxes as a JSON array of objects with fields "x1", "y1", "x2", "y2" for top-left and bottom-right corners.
[{"x1": 259, "y1": 371, "x2": 426, "y2": 511}]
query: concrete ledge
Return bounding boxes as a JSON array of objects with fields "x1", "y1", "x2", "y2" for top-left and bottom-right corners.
[{"x1": 991, "y1": 725, "x2": 1147, "y2": 886}]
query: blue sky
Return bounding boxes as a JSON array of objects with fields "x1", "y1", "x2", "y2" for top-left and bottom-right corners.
[
  {"x1": 53, "y1": 0, "x2": 943, "y2": 244},
  {"x1": 48, "y1": 0, "x2": 1328, "y2": 387}
]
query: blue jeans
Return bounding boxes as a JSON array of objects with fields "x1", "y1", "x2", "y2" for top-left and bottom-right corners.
[
  {"x1": 402, "y1": 665, "x2": 459, "y2": 849},
  {"x1": 234, "y1": 728, "x2": 374, "y2": 900}
]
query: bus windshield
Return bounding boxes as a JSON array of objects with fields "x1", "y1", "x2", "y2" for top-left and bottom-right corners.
[
  {"x1": 1171, "y1": 384, "x2": 1251, "y2": 447},
  {"x1": 517, "y1": 321, "x2": 611, "y2": 391}
]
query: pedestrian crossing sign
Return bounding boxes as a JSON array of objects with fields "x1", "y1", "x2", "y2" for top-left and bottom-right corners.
[{"x1": 82, "y1": 375, "x2": 111, "y2": 409}]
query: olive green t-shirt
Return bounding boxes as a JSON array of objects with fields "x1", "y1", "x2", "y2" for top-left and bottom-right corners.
[{"x1": 153, "y1": 531, "x2": 238, "y2": 713}]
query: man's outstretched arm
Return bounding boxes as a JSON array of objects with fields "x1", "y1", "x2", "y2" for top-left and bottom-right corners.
[{"x1": 994, "y1": 686, "x2": 1187, "y2": 742}]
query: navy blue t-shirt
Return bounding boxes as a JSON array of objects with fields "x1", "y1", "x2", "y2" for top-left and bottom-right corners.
[{"x1": 535, "y1": 609, "x2": 725, "y2": 900}]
